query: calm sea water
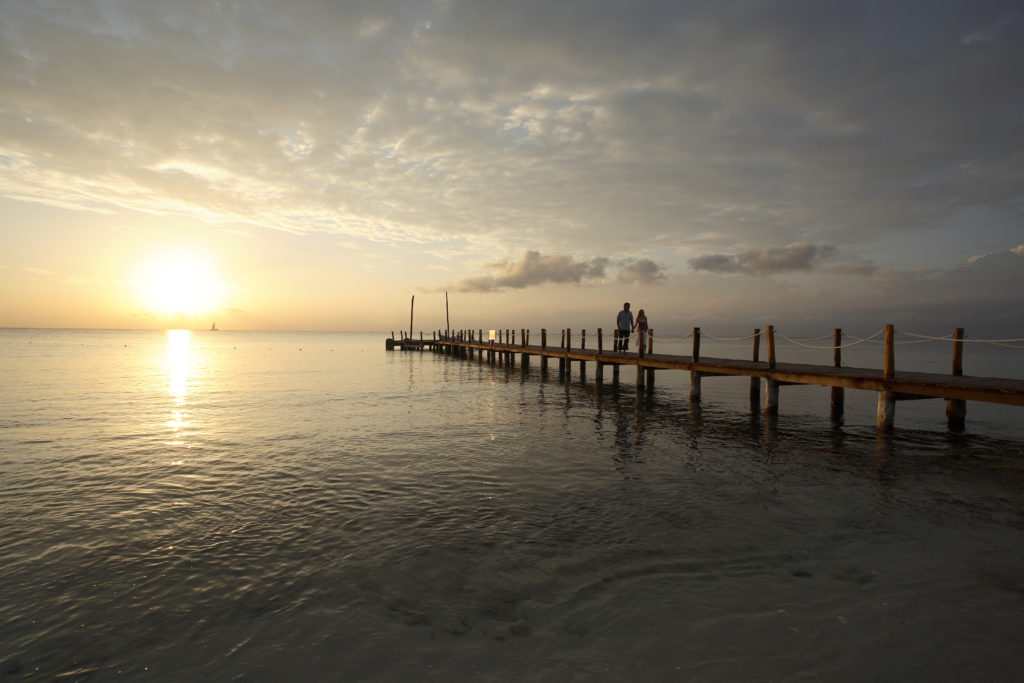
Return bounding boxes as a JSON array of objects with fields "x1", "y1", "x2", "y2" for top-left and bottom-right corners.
[{"x1": 2, "y1": 329, "x2": 1023, "y2": 681}]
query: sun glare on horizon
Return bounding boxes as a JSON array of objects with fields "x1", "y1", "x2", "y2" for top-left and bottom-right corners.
[{"x1": 136, "y1": 251, "x2": 224, "y2": 317}]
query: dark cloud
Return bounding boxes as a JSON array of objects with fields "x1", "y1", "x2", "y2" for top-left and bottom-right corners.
[
  {"x1": 689, "y1": 242, "x2": 847, "y2": 276},
  {"x1": 618, "y1": 258, "x2": 667, "y2": 284},
  {"x1": 455, "y1": 250, "x2": 608, "y2": 292}
]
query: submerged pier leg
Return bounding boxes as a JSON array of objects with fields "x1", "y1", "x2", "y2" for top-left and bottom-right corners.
[
  {"x1": 876, "y1": 324, "x2": 895, "y2": 431},
  {"x1": 689, "y1": 371, "x2": 701, "y2": 401},
  {"x1": 830, "y1": 328, "x2": 844, "y2": 422},
  {"x1": 946, "y1": 327, "x2": 966, "y2": 431},
  {"x1": 765, "y1": 379, "x2": 779, "y2": 415},
  {"x1": 876, "y1": 390, "x2": 895, "y2": 431},
  {"x1": 946, "y1": 399, "x2": 966, "y2": 431}
]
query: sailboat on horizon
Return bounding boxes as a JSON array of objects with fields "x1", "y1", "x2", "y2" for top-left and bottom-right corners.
[{"x1": 210, "y1": 322, "x2": 218, "y2": 331}]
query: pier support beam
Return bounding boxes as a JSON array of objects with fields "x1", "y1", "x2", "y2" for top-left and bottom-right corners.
[
  {"x1": 765, "y1": 379, "x2": 779, "y2": 415},
  {"x1": 830, "y1": 328, "x2": 845, "y2": 422},
  {"x1": 750, "y1": 328, "x2": 761, "y2": 402},
  {"x1": 876, "y1": 391, "x2": 896, "y2": 431},
  {"x1": 876, "y1": 325, "x2": 896, "y2": 431},
  {"x1": 764, "y1": 325, "x2": 778, "y2": 415},
  {"x1": 690, "y1": 327, "x2": 701, "y2": 401},
  {"x1": 645, "y1": 330, "x2": 655, "y2": 388},
  {"x1": 946, "y1": 327, "x2": 966, "y2": 431}
]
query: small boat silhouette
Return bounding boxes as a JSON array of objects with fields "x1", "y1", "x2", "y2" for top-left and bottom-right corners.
[{"x1": 210, "y1": 322, "x2": 218, "y2": 331}]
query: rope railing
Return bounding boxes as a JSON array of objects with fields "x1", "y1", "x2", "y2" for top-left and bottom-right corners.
[
  {"x1": 777, "y1": 330, "x2": 885, "y2": 351},
  {"x1": 445, "y1": 326, "x2": 1024, "y2": 352},
  {"x1": 700, "y1": 331, "x2": 761, "y2": 342},
  {"x1": 965, "y1": 337, "x2": 1024, "y2": 350}
]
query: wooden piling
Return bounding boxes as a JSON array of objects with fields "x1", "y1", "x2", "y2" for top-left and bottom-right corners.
[
  {"x1": 690, "y1": 327, "x2": 702, "y2": 401},
  {"x1": 831, "y1": 328, "x2": 844, "y2": 420},
  {"x1": 750, "y1": 328, "x2": 761, "y2": 401},
  {"x1": 876, "y1": 324, "x2": 895, "y2": 431},
  {"x1": 765, "y1": 325, "x2": 778, "y2": 415},
  {"x1": 558, "y1": 329, "x2": 566, "y2": 379},
  {"x1": 541, "y1": 329, "x2": 548, "y2": 372},
  {"x1": 645, "y1": 330, "x2": 655, "y2": 386},
  {"x1": 566, "y1": 328, "x2": 573, "y2": 379},
  {"x1": 946, "y1": 327, "x2": 966, "y2": 430}
]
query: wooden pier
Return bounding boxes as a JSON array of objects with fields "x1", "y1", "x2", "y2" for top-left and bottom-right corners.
[{"x1": 387, "y1": 325, "x2": 1024, "y2": 432}]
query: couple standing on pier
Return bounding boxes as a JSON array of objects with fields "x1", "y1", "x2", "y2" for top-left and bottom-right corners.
[{"x1": 615, "y1": 302, "x2": 648, "y2": 352}]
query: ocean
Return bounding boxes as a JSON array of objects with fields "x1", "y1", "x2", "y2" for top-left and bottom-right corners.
[{"x1": 2, "y1": 328, "x2": 1023, "y2": 681}]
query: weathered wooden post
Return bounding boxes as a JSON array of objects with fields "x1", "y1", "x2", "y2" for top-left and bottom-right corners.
[
  {"x1": 765, "y1": 325, "x2": 779, "y2": 415},
  {"x1": 750, "y1": 328, "x2": 761, "y2": 402},
  {"x1": 596, "y1": 328, "x2": 605, "y2": 382},
  {"x1": 690, "y1": 327, "x2": 702, "y2": 401},
  {"x1": 645, "y1": 329, "x2": 655, "y2": 386},
  {"x1": 636, "y1": 329, "x2": 646, "y2": 389},
  {"x1": 580, "y1": 329, "x2": 587, "y2": 378},
  {"x1": 541, "y1": 329, "x2": 548, "y2": 373},
  {"x1": 566, "y1": 328, "x2": 572, "y2": 379},
  {"x1": 876, "y1": 324, "x2": 895, "y2": 431},
  {"x1": 559, "y1": 329, "x2": 566, "y2": 378},
  {"x1": 946, "y1": 327, "x2": 966, "y2": 430},
  {"x1": 831, "y1": 328, "x2": 844, "y2": 420}
]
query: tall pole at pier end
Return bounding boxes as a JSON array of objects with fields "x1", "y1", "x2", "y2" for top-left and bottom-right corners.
[
  {"x1": 446, "y1": 291, "x2": 450, "y2": 340},
  {"x1": 409, "y1": 295, "x2": 414, "y2": 339}
]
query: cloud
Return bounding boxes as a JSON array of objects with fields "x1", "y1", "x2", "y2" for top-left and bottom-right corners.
[
  {"x1": 689, "y1": 242, "x2": 844, "y2": 276},
  {"x1": 454, "y1": 250, "x2": 608, "y2": 292},
  {"x1": 618, "y1": 258, "x2": 667, "y2": 284},
  {"x1": 1, "y1": 0, "x2": 1021, "y2": 260}
]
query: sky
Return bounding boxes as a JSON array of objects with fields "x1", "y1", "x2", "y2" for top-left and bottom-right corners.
[{"x1": 1, "y1": 0, "x2": 1022, "y2": 336}]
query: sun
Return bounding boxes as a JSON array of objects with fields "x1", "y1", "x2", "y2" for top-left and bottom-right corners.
[{"x1": 136, "y1": 251, "x2": 224, "y2": 317}]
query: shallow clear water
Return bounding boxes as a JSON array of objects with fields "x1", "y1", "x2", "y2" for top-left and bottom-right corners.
[{"x1": 2, "y1": 329, "x2": 1023, "y2": 681}]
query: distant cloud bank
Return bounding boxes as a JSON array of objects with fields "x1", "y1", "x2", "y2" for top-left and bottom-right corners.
[
  {"x1": 688, "y1": 242, "x2": 877, "y2": 277},
  {"x1": 452, "y1": 251, "x2": 667, "y2": 292},
  {"x1": 454, "y1": 251, "x2": 608, "y2": 292}
]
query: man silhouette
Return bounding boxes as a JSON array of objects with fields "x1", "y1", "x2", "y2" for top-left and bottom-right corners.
[{"x1": 616, "y1": 302, "x2": 634, "y2": 351}]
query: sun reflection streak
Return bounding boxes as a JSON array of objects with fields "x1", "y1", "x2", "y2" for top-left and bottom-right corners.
[{"x1": 167, "y1": 329, "x2": 191, "y2": 403}]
